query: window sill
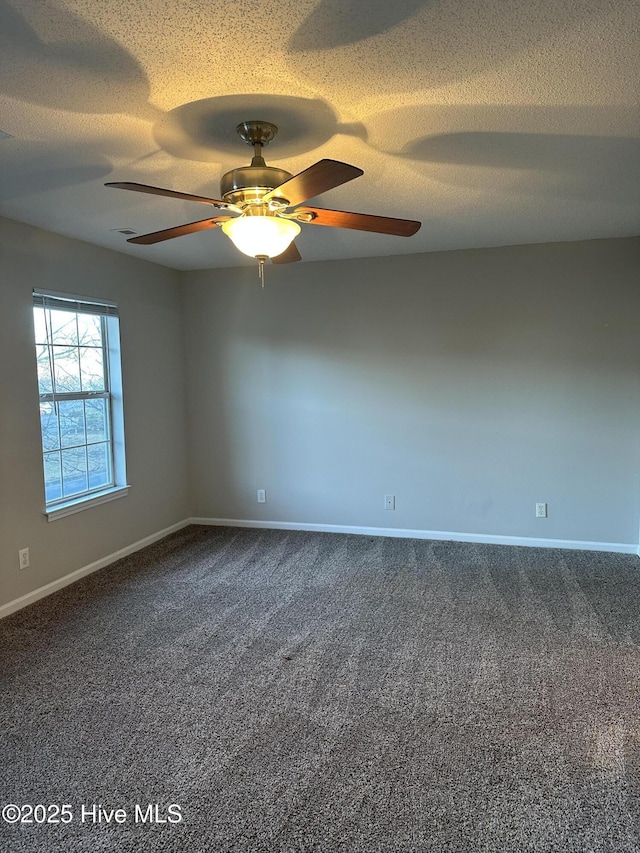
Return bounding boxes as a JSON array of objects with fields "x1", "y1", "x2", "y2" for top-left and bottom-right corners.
[{"x1": 45, "y1": 485, "x2": 130, "y2": 522}]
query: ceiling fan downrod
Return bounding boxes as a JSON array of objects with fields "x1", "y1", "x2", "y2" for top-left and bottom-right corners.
[
  {"x1": 219, "y1": 122, "x2": 293, "y2": 208},
  {"x1": 236, "y1": 120, "x2": 278, "y2": 167}
]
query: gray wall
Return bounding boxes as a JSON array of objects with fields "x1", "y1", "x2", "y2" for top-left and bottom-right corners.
[
  {"x1": 2, "y1": 225, "x2": 638, "y2": 613},
  {"x1": 183, "y1": 237, "x2": 640, "y2": 547},
  {"x1": 0, "y1": 218, "x2": 190, "y2": 609}
]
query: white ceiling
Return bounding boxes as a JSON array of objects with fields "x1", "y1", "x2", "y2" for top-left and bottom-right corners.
[{"x1": 0, "y1": 0, "x2": 638, "y2": 270}]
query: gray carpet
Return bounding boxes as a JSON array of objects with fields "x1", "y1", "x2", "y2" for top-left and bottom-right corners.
[{"x1": 1, "y1": 525, "x2": 640, "y2": 852}]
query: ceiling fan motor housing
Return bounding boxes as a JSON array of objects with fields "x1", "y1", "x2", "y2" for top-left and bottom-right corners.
[{"x1": 220, "y1": 164, "x2": 292, "y2": 207}]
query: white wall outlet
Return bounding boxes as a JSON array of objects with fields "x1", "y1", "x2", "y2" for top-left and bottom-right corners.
[
  {"x1": 384, "y1": 494, "x2": 395, "y2": 510},
  {"x1": 535, "y1": 502, "x2": 548, "y2": 518},
  {"x1": 257, "y1": 489, "x2": 266, "y2": 504},
  {"x1": 19, "y1": 547, "x2": 30, "y2": 569}
]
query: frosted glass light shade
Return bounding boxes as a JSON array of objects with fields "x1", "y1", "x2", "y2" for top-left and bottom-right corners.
[{"x1": 221, "y1": 215, "x2": 300, "y2": 259}]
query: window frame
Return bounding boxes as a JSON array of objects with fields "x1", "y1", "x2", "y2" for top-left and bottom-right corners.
[{"x1": 33, "y1": 289, "x2": 129, "y2": 521}]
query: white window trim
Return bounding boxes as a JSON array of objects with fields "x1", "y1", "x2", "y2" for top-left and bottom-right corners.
[
  {"x1": 45, "y1": 485, "x2": 130, "y2": 522},
  {"x1": 33, "y1": 291, "x2": 129, "y2": 519}
]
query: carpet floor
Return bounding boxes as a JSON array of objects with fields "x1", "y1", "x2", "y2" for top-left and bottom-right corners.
[{"x1": 1, "y1": 525, "x2": 639, "y2": 852}]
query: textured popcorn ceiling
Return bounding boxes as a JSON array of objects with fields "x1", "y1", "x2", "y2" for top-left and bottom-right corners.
[{"x1": 0, "y1": 0, "x2": 638, "y2": 270}]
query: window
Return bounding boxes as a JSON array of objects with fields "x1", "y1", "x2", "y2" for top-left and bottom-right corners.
[{"x1": 33, "y1": 290, "x2": 128, "y2": 520}]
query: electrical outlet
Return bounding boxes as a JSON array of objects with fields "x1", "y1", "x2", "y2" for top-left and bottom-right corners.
[
  {"x1": 19, "y1": 547, "x2": 30, "y2": 569},
  {"x1": 257, "y1": 489, "x2": 266, "y2": 504},
  {"x1": 384, "y1": 494, "x2": 395, "y2": 510},
  {"x1": 535, "y1": 502, "x2": 547, "y2": 518}
]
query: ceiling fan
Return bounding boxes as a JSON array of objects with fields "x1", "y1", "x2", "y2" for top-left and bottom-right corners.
[{"x1": 106, "y1": 120, "x2": 421, "y2": 283}]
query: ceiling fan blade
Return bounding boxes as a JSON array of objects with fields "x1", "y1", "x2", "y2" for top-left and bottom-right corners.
[
  {"x1": 271, "y1": 241, "x2": 302, "y2": 264},
  {"x1": 106, "y1": 181, "x2": 233, "y2": 209},
  {"x1": 297, "y1": 207, "x2": 421, "y2": 237},
  {"x1": 263, "y1": 160, "x2": 363, "y2": 206},
  {"x1": 126, "y1": 216, "x2": 232, "y2": 245}
]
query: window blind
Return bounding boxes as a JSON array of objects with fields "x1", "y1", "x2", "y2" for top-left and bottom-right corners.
[{"x1": 33, "y1": 290, "x2": 119, "y2": 317}]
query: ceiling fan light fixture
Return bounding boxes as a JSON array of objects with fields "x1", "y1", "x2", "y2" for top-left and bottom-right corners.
[{"x1": 221, "y1": 215, "x2": 300, "y2": 259}]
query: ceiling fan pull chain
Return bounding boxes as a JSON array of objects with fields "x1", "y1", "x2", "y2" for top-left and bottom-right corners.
[{"x1": 257, "y1": 256, "x2": 266, "y2": 288}]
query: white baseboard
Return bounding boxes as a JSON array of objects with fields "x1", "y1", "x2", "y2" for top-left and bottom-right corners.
[
  {"x1": 2, "y1": 516, "x2": 637, "y2": 620},
  {"x1": 0, "y1": 519, "x2": 191, "y2": 620},
  {"x1": 190, "y1": 516, "x2": 639, "y2": 555}
]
